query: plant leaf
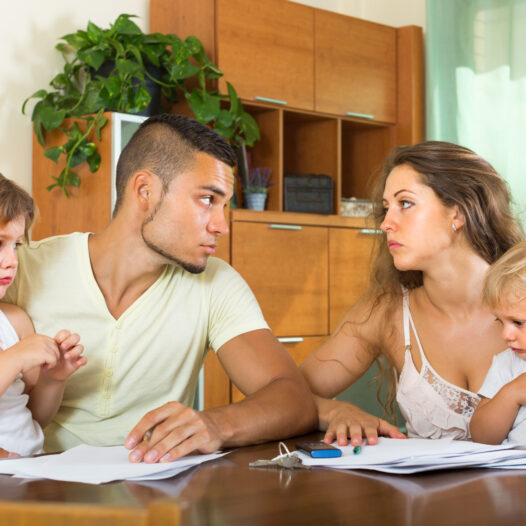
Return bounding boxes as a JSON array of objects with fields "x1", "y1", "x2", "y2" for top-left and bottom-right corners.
[
  {"x1": 40, "y1": 107, "x2": 66, "y2": 131},
  {"x1": 43, "y1": 146, "x2": 63, "y2": 163},
  {"x1": 87, "y1": 21, "x2": 104, "y2": 43},
  {"x1": 113, "y1": 14, "x2": 142, "y2": 35},
  {"x1": 87, "y1": 151, "x2": 101, "y2": 172},
  {"x1": 227, "y1": 82, "x2": 240, "y2": 116}
]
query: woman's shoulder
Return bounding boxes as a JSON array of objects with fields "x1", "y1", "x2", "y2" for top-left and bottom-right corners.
[{"x1": 338, "y1": 289, "x2": 403, "y2": 342}]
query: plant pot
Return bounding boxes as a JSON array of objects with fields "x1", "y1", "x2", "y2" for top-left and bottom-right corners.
[{"x1": 244, "y1": 192, "x2": 267, "y2": 211}]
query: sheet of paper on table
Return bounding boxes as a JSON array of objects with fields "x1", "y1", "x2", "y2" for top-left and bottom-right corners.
[
  {"x1": 0, "y1": 444, "x2": 228, "y2": 484},
  {"x1": 295, "y1": 438, "x2": 526, "y2": 474}
]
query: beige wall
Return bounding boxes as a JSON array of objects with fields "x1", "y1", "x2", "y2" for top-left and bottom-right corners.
[
  {"x1": 1, "y1": 1, "x2": 149, "y2": 192},
  {"x1": 294, "y1": 0, "x2": 426, "y2": 28},
  {"x1": 2, "y1": 0, "x2": 425, "y2": 193}
]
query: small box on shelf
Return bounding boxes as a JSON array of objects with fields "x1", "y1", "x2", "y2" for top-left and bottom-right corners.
[{"x1": 283, "y1": 174, "x2": 334, "y2": 214}]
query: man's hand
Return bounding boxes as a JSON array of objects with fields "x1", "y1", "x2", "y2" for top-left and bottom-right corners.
[
  {"x1": 124, "y1": 402, "x2": 224, "y2": 463},
  {"x1": 320, "y1": 398, "x2": 405, "y2": 446},
  {"x1": 45, "y1": 330, "x2": 86, "y2": 381}
]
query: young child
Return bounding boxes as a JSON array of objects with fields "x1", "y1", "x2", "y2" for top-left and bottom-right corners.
[
  {"x1": 470, "y1": 240, "x2": 526, "y2": 444},
  {"x1": 0, "y1": 174, "x2": 85, "y2": 456}
]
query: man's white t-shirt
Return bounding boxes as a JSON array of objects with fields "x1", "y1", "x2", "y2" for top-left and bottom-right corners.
[{"x1": 6, "y1": 232, "x2": 268, "y2": 451}]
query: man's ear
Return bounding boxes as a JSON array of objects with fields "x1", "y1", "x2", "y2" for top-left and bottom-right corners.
[{"x1": 130, "y1": 170, "x2": 157, "y2": 212}]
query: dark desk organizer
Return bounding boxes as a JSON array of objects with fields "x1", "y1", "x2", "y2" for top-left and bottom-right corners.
[{"x1": 283, "y1": 174, "x2": 334, "y2": 214}]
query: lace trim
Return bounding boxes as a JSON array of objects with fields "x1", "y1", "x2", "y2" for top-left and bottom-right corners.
[{"x1": 422, "y1": 365, "x2": 480, "y2": 418}]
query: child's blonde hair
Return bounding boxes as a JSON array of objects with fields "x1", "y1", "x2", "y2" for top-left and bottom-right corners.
[
  {"x1": 0, "y1": 174, "x2": 35, "y2": 241},
  {"x1": 483, "y1": 241, "x2": 526, "y2": 309}
]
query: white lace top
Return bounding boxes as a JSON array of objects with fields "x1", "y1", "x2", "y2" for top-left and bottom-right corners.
[{"x1": 396, "y1": 289, "x2": 480, "y2": 440}]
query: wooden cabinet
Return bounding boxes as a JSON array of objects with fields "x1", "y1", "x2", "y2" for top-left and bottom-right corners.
[
  {"x1": 228, "y1": 210, "x2": 382, "y2": 404},
  {"x1": 216, "y1": 0, "x2": 314, "y2": 110},
  {"x1": 329, "y1": 227, "x2": 377, "y2": 332},
  {"x1": 231, "y1": 221, "x2": 328, "y2": 336},
  {"x1": 314, "y1": 10, "x2": 397, "y2": 122}
]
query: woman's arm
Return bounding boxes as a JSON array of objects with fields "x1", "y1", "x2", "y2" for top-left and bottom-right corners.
[
  {"x1": 301, "y1": 295, "x2": 404, "y2": 445},
  {"x1": 470, "y1": 373, "x2": 526, "y2": 444}
]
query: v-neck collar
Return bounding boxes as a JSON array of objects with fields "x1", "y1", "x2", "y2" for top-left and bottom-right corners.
[{"x1": 79, "y1": 233, "x2": 173, "y2": 323}]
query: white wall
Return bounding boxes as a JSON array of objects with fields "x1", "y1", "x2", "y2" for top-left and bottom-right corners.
[
  {"x1": 294, "y1": 0, "x2": 426, "y2": 28},
  {"x1": 1, "y1": 1, "x2": 149, "y2": 192},
  {"x1": 1, "y1": 0, "x2": 425, "y2": 193}
]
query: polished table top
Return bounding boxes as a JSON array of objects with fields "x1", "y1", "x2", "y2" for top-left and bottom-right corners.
[{"x1": 1, "y1": 433, "x2": 526, "y2": 526}]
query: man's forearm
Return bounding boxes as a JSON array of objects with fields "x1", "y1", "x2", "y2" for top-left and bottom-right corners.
[{"x1": 205, "y1": 376, "x2": 317, "y2": 447}]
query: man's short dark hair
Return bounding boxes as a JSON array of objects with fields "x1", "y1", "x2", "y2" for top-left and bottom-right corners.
[{"x1": 114, "y1": 113, "x2": 237, "y2": 214}]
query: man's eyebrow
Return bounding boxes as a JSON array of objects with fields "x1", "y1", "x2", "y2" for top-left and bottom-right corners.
[{"x1": 198, "y1": 185, "x2": 227, "y2": 197}]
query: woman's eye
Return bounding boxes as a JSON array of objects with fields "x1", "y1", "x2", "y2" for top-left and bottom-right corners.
[{"x1": 400, "y1": 200, "x2": 413, "y2": 209}]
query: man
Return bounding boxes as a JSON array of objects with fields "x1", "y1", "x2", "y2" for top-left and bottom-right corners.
[{"x1": 7, "y1": 114, "x2": 317, "y2": 462}]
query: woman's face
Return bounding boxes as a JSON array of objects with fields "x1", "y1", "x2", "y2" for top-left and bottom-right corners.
[{"x1": 381, "y1": 164, "x2": 458, "y2": 271}]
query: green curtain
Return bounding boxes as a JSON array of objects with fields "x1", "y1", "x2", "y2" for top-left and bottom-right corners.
[{"x1": 426, "y1": 0, "x2": 526, "y2": 219}]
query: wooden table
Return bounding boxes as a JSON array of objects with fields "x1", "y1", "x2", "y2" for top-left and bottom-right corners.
[{"x1": 1, "y1": 433, "x2": 526, "y2": 526}]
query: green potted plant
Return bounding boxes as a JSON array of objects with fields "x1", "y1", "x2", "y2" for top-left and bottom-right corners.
[
  {"x1": 242, "y1": 167, "x2": 273, "y2": 211},
  {"x1": 22, "y1": 13, "x2": 259, "y2": 196}
]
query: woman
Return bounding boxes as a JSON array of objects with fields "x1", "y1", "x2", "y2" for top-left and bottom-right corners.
[{"x1": 300, "y1": 141, "x2": 524, "y2": 446}]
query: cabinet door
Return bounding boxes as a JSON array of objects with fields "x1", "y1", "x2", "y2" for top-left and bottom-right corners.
[
  {"x1": 231, "y1": 221, "x2": 328, "y2": 337},
  {"x1": 314, "y1": 10, "x2": 396, "y2": 123},
  {"x1": 231, "y1": 335, "x2": 326, "y2": 403},
  {"x1": 329, "y1": 227, "x2": 379, "y2": 332},
  {"x1": 216, "y1": 0, "x2": 314, "y2": 110}
]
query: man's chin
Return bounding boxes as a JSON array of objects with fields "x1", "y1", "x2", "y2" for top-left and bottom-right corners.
[{"x1": 179, "y1": 260, "x2": 207, "y2": 274}]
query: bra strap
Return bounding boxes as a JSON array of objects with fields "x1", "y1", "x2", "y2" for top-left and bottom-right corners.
[{"x1": 402, "y1": 287, "x2": 411, "y2": 351}]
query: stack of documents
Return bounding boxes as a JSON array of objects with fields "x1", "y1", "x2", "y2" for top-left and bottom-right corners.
[
  {"x1": 0, "y1": 444, "x2": 227, "y2": 484},
  {"x1": 296, "y1": 438, "x2": 526, "y2": 474}
]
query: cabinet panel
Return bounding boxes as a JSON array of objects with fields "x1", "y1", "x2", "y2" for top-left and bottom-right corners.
[
  {"x1": 314, "y1": 10, "x2": 397, "y2": 123},
  {"x1": 216, "y1": 0, "x2": 314, "y2": 110},
  {"x1": 329, "y1": 227, "x2": 379, "y2": 332},
  {"x1": 231, "y1": 221, "x2": 328, "y2": 337},
  {"x1": 231, "y1": 335, "x2": 326, "y2": 402}
]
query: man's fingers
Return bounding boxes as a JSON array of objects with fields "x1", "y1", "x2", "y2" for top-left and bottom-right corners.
[{"x1": 125, "y1": 402, "x2": 186, "y2": 450}]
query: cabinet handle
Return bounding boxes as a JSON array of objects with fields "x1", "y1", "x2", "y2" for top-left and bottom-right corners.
[
  {"x1": 255, "y1": 96, "x2": 288, "y2": 106},
  {"x1": 269, "y1": 224, "x2": 302, "y2": 231},
  {"x1": 346, "y1": 111, "x2": 374, "y2": 120},
  {"x1": 360, "y1": 228, "x2": 383, "y2": 235},
  {"x1": 278, "y1": 337, "x2": 304, "y2": 343}
]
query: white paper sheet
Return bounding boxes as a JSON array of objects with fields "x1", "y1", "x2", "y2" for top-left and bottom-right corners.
[
  {"x1": 295, "y1": 438, "x2": 526, "y2": 474},
  {"x1": 0, "y1": 444, "x2": 228, "y2": 484}
]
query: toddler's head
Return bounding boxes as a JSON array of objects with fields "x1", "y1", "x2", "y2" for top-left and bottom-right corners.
[
  {"x1": 484, "y1": 241, "x2": 526, "y2": 358},
  {"x1": 0, "y1": 174, "x2": 34, "y2": 297}
]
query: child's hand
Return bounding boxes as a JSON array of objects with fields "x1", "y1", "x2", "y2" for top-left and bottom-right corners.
[
  {"x1": 6, "y1": 334, "x2": 61, "y2": 373},
  {"x1": 44, "y1": 330, "x2": 86, "y2": 382}
]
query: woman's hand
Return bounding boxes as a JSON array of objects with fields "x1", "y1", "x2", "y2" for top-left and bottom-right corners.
[{"x1": 318, "y1": 397, "x2": 405, "y2": 446}]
